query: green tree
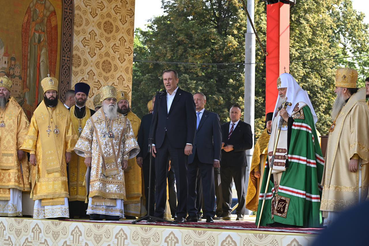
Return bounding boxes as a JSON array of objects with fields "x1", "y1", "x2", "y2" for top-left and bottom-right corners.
[
  {"x1": 133, "y1": 0, "x2": 369, "y2": 138},
  {"x1": 133, "y1": 0, "x2": 247, "y2": 123}
]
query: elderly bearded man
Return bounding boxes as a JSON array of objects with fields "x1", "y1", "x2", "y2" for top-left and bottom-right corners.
[
  {"x1": 68, "y1": 82, "x2": 95, "y2": 218},
  {"x1": 256, "y1": 73, "x2": 324, "y2": 227},
  {"x1": 74, "y1": 86, "x2": 140, "y2": 220},
  {"x1": 321, "y1": 68, "x2": 369, "y2": 226},
  {"x1": 0, "y1": 76, "x2": 30, "y2": 216},
  {"x1": 117, "y1": 91, "x2": 143, "y2": 218},
  {"x1": 21, "y1": 76, "x2": 76, "y2": 219}
]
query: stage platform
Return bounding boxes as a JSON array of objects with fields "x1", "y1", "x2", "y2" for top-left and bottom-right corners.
[{"x1": 0, "y1": 215, "x2": 321, "y2": 245}]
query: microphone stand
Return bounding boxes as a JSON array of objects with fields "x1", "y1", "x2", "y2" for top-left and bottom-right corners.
[{"x1": 132, "y1": 138, "x2": 171, "y2": 224}]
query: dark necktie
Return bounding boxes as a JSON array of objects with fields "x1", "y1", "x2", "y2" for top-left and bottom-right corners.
[{"x1": 228, "y1": 123, "x2": 235, "y2": 140}]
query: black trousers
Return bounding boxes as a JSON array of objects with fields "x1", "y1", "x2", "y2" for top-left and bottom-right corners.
[
  {"x1": 154, "y1": 139, "x2": 188, "y2": 218},
  {"x1": 142, "y1": 155, "x2": 156, "y2": 215},
  {"x1": 214, "y1": 167, "x2": 223, "y2": 216},
  {"x1": 167, "y1": 169, "x2": 177, "y2": 218},
  {"x1": 187, "y1": 154, "x2": 215, "y2": 218},
  {"x1": 69, "y1": 201, "x2": 88, "y2": 218},
  {"x1": 220, "y1": 165, "x2": 246, "y2": 216}
]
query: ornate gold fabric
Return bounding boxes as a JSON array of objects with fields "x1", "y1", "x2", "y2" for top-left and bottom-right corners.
[
  {"x1": 124, "y1": 111, "x2": 143, "y2": 216},
  {"x1": 0, "y1": 97, "x2": 30, "y2": 200},
  {"x1": 246, "y1": 129, "x2": 270, "y2": 211},
  {"x1": 21, "y1": 100, "x2": 77, "y2": 202},
  {"x1": 321, "y1": 88, "x2": 369, "y2": 212},
  {"x1": 68, "y1": 106, "x2": 92, "y2": 201},
  {"x1": 74, "y1": 110, "x2": 139, "y2": 202},
  {"x1": 72, "y1": 0, "x2": 135, "y2": 109}
]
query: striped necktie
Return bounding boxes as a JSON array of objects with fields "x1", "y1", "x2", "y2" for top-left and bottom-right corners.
[{"x1": 228, "y1": 123, "x2": 235, "y2": 140}]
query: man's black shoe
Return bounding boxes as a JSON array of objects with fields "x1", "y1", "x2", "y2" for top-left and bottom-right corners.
[
  {"x1": 89, "y1": 214, "x2": 102, "y2": 220},
  {"x1": 174, "y1": 217, "x2": 185, "y2": 223},
  {"x1": 125, "y1": 215, "x2": 136, "y2": 219},
  {"x1": 206, "y1": 216, "x2": 214, "y2": 223},
  {"x1": 236, "y1": 214, "x2": 244, "y2": 221},
  {"x1": 186, "y1": 216, "x2": 198, "y2": 222},
  {"x1": 105, "y1": 215, "x2": 120, "y2": 221}
]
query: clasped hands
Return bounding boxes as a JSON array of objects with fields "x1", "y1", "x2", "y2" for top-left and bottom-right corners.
[{"x1": 222, "y1": 142, "x2": 234, "y2": 152}]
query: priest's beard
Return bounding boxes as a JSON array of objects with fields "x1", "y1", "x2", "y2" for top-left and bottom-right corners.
[
  {"x1": 76, "y1": 98, "x2": 87, "y2": 107},
  {"x1": 44, "y1": 95, "x2": 58, "y2": 107},
  {"x1": 331, "y1": 93, "x2": 346, "y2": 120},
  {"x1": 0, "y1": 95, "x2": 9, "y2": 109},
  {"x1": 117, "y1": 106, "x2": 130, "y2": 115},
  {"x1": 103, "y1": 103, "x2": 118, "y2": 120}
]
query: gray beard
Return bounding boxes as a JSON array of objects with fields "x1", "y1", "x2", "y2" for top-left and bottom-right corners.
[
  {"x1": 277, "y1": 96, "x2": 286, "y2": 110},
  {"x1": 103, "y1": 103, "x2": 118, "y2": 120},
  {"x1": 0, "y1": 96, "x2": 8, "y2": 109},
  {"x1": 331, "y1": 93, "x2": 346, "y2": 120}
]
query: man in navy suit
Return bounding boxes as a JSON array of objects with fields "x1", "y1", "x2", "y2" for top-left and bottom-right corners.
[
  {"x1": 187, "y1": 92, "x2": 222, "y2": 223},
  {"x1": 221, "y1": 104, "x2": 253, "y2": 220},
  {"x1": 150, "y1": 70, "x2": 196, "y2": 222}
]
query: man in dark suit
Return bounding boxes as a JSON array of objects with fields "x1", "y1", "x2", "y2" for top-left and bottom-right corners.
[
  {"x1": 221, "y1": 104, "x2": 253, "y2": 220},
  {"x1": 150, "y1": 70, "x2": 196, "y2": 222},
  {"x1": 187, "y1": 92, "x2": 221, "y2": 223},
  {"x1": 137, "y1": 98, "x2": 155, "y2": 215}
]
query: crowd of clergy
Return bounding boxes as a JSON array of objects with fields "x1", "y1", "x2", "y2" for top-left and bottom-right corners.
[{"x1": 0, "y1": 66, "x2": 367, "y2": 228}]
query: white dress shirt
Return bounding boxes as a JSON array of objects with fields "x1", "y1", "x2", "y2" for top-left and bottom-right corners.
[
  {"x1": 166, "y1": 87, "x2": 179, "y2": 113},
  {"x1": 229, "y1": 120, "x2": 240, "y2": 132}
]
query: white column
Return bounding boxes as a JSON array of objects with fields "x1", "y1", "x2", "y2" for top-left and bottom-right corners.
[{"x1": 244, "y1": 0, "x2": 255, "y2": 215}]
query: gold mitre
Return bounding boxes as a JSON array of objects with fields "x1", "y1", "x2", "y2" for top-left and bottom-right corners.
[
  {"x1": 147, "y1": 99, "x2": 153, "y2": 112},
  {"x1": 335, "y1": 68, "x2": 358, "y2": 88},
  {"x1": 117, "y1": 90, "x2": 130, "y2": 102},
  {"x1": 100, "y1": 85, "x2": 117, "y2": 101},
  {"x1": 93, "y1": 93, "x2": 102, "y2": 108},
  {"x1": 0, "y1": 76, "x2": 12, "y2": 91},
  {"x1": 41, "y1": 76, "x2": 59, "y2": 92}
]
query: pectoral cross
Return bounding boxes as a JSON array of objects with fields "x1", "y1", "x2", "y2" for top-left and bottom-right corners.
[{"x1": 47, "y1": 126, "x2": 52, "y2": 137}]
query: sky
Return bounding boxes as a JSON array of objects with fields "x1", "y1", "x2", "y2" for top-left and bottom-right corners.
[{"x1": 134, "y1": 0, "x2": 369, "y2": 30}]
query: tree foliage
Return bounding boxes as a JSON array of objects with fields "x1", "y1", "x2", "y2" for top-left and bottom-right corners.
[{"x1": 132, "y1": 0, "x2": 369, "y2": 138}]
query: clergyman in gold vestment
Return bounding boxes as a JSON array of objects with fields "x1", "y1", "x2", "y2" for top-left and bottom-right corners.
[
  {"x1": 74, "y1": 86, "x2": 140, "y2": 220},
  {"x1": 117, "y1": 90, "x2": 143, "y2": 217},
  {"x1": 321, "y1": 68, "x2": 369, "y2": 226},
  {"x1": 0, "y1": 76, "x2": 30, "y2": 216},
  {"x1": 245, "y1": 112, "x2": 272, "y2": 212},
  {"x1": 21, "y1": 76, "x2": 77, "y2": 219},
  {"x1": 68, "y1": 82, "x2": 95, "y2": 218}
]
